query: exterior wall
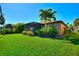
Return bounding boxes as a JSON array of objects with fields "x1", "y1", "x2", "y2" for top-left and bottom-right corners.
[
  {"x1": 47, "y1": 23, "x2": 61, "y2": 35},
  {"x1": 24, "y1": 23, "x2": 41, "y2": 31},
  {"x1": 24, "y1": 22, "x2": 67, "y2": 36},
  {"x1": 60, "y1": 23, "x2": 67, "y2": 35},
  {"x1": 47, "y1": 23, "x2": 67, "y2": 35},
  {"x1": 51, "y1": 23, "x2": 61, "y2": 35},
  {"x1": 53, "y1": 23, "x2": 61, "y2": 34}
]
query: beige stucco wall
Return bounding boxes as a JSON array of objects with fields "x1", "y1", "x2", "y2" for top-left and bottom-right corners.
[
  {"x1": 53, "y1": 23, "x2": 61, "y2": 35},
  {"x1": 47, "y1": 23, "x2": 67, "y2": 35},
  {"x1": 41, "y1": 22, "x2": 67, "y2": 35},
  {"x1": 60, "y1": 23, "x2": 67, "y2": 35},
  {"x1": 47, "y1": 23, "x2": 61, "y2": 35}
]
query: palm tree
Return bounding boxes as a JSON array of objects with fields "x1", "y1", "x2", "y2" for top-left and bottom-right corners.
[
  {"x1": 0, "y1": 5, "x2": 5, "y2": 35},
  {"x1": 0, "y1": 5, "x2": 5, "y2": 27},
  {"x1": 47, "y1": 8, "x2": 56, "y2": 21},
  {"x1": 39, "y1": 9, "x2": 48, "y2": 28},
  {"x1": 39, "y1": 8, "x2": 56, "y2": 28},
  {"x1": 0, "y1": 15, "x2": 5, "y2": 26}
]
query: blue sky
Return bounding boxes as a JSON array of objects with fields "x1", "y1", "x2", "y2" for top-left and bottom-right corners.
[{"x1": 1, "y1": 3, "x2": 79, "y2": 24}]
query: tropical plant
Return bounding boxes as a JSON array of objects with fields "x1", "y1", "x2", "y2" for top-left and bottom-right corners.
[
  {"x1": 0, "y1": 15, "x2": 5, "y2": 26},
  {"x1": 47, "y1": 8, "x2": 56, "y2": 21},
  {"x1": 39, "y1": 8, "x2": 56, "y2": 28},
  {"x1": 0, "y1": 5, "x2": 5, "y2": 27},
  {"x1": 38, "y1": 27, "x2": 58, "y2": 37},
  {"x1": 0, "y1": 5, "x2": 5, "y2": 35},
  {"x1": 73, "y1": 18, "x2": 79, "y2": 27}
]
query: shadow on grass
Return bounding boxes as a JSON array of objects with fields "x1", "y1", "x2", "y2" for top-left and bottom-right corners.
[
  {"x1": 63, "y1": 37, "x2": 79, "y2": 45},
  {"x1": 38, "y1": 35, "x2": 57, "y2": 40},
  {"x1": 62, "y1": 33, "x2": 79, "y2": 45},
  {"x1": 41, "y1": 35, "x2": 79, "y2": 45},
  {"x1": 69, "y1": 39, "x2": 79, "y2": 45},
  {"x1": 0, "y1": 34, "x2": 5, "y2": 38}
]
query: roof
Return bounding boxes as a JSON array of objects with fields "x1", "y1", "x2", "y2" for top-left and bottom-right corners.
[
  {"x1": 25, "y1": 22, "x2": 41, "y2": 25},
  {"x1": 41, "y1": 21, "x2": 68, "y2": 27},
  {"x1": 25, "y1": 22, "x2": 41, "y2": 27},
  {"x1": 24, "y1": 21, "x2": 68, "y2": 27}
]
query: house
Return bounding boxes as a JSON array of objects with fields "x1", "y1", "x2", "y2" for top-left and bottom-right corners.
[
  {"x1": 41, "y1": 21, "x2": 68, "y2": 36},
  {"x1": 24, "y1": 22, "x2": 41, "y2": 33},
  {"x1": 5, "y1": 24, "x2": 13, "y2": 28},
  {"x1": 24, "y1": 21, "x2": 68, "y2": 36}
]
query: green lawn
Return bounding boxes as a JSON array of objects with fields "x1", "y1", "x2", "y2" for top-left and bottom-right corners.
[{"x1": 0, "y1": 34, "x2": 79, "y2": 56}]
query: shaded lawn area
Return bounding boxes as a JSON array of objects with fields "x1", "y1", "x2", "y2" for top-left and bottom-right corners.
[{"x1": 0, "y1": 34, "x2": 79, "y2": 56}]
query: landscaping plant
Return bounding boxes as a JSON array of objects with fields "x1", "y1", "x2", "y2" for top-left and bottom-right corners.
[{"x1": 38, "y1": 26, "x2": 58, "y2": 37}]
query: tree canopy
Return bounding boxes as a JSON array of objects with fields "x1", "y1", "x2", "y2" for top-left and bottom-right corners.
[
  {"x1": 73, "y1": 18, "x2": 79, "y2": 26},
  {"x1": 39, "y1": 8, "x2": 56, "y2": 28},
  {"x1": 0, "y1": 15, "x2": 5, "y2": 25}
]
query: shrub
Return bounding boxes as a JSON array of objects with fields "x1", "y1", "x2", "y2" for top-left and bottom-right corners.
[
  {"x1": 76, "y1": 30, "x2": 79, "y2": 33},
  {"x1": 38, "y1": 27, "x2": 58, "y2": 37},
  {"x1": 22, "y1": 31, "x2": 34, "y2": 36},
  {"x1": 15, "y1": 23, "x2": 24, "y2": 33},
  {"x1": 64, "y1": 32, "x2": 79, "y2": 44},
  {"x1": 7, "y1": 28, "x2": 13, "y2": 34},
  {"x1": 22, "y1": 31, "x2": 27, "y2": 35},
  {"x1": 26, "y1": 31, "x2": 34, "y2": 36},
  {"x1": 1, "y1": 28, "x2": 7, "y2": 34},
  {"x1": 1, "y1": 28, "x2": 12, "y2": 34},
  {"x1": 38, "y1": 27, "x2": 47, "y2": 36},
  {"x1": 64, "y1": 28, "x2": 72, "y2": 35},
  {"x1": 12, "y1": 28, "x2": 17, "y2": 33}
]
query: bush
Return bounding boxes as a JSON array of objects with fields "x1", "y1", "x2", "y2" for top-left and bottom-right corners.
[
  {"x1": 26, "y1": 31, "x2": 34, "y2": 36},
  {"x1": 12, "y1": 28, "x2": 17, "y2": 33},
  {"x1": 64, "y1": 32, "x2": 79, "y2": 44},
  {"x1": 38, "y1": 27, "x2": 58, "y2": 37},
  {"x1": 22, "y1": 31, "x2": 34, "y2": 36},
  {"x1": 15, "y1": 23, "x2": 24, "y2": 33},
  {"x1": 1, "y1": 28, "x2": 8, "y2": 34},
  {"x1": 76, "y1": 30, "x2": 79, "y2": 33},
  {"x1": 64, "y1": 32, "x2": 79, "y2": 40},
  {"x1": 22, "y1": 31, "x2": 26, "y2": 35},
  {"x1": 7, "y1": 28, "x2": 13, "y2": 34},
  {"x1": 64, "y1": 28, "x2": 72, "y2": 35},
  {"x1": 1, "y1": 28, "x2": 13, "y2": 34}
]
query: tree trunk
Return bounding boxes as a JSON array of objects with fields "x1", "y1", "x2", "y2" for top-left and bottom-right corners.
[
  {"x1": 44, "y1": 20, "x2": 48, "y2": 34},
  {"x1": 44, "y1": 20, "x2": 47, "y2": 28}
]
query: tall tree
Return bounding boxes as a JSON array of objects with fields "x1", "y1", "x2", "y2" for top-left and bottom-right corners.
[
  {"x1": 0, "y1": 5, "x2": 5, "y2": 27},
  {"x1": 15, "y1": 23, "x2": 24, "y2": 33},
  {"x1": 39, "y1": 9, "x2": 48, "y2": 28},
  {"x1": 73, "y1": 18, "x2": 79, "y2": 27},
  {"x1": 39, "y1": 8, "x2": 56, "y2": 28},
  {"x1": 47, "y1": 8, "x2": 56, "y2": 21}
]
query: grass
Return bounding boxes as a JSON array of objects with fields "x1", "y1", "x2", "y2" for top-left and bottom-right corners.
[{"x1": 0, "y1": 34, "x2": 79, "y2": 56}]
